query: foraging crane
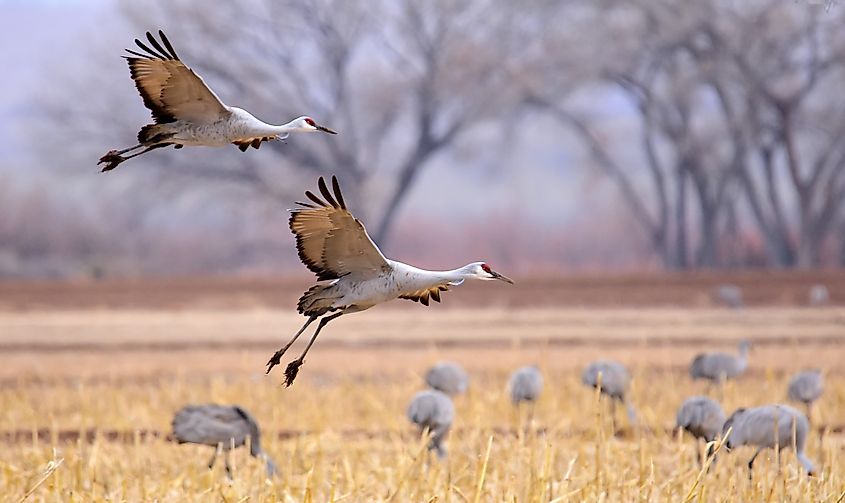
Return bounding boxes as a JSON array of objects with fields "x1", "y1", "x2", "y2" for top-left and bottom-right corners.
[
  {"x1": 787, "y1": 370, "x2": 824, "y2": 423},
  {"x1": 265, "y1": 176, "x2": 513, "y2": 386},
  {"x1": 98, "y1": 30, "x2": 336, "y2": 172},
  {"x1": 425, "y1": 361, "x2": 470, "y2": 396},
  {"x1": 689, "y1": 340, "x2": 751, "y2": 388},
  {"x1": 407, "y1": 389, "x2": 455, "y2": 458},
  {"x1": 722, "y1": 404, "x2": 815, "y2": 477},
  {"x1": 509, "y1": 365, "x2": 543, "y2": 426},
  {"x1": 171, "y1": 404, "x2": 277, "y2": 478},
  {"x1": 676, "y1": 396, "x2": 726, "y2": 466},
  {"x1": 581, "y1": 360, "x2": 637, "y2": 431}
]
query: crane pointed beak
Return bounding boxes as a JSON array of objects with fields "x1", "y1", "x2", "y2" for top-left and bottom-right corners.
[
  {"x1": 490, "y1": 270, "x2": 514, "y2": 284},
  {"x1": 316, "y1": 124, "x2": 338, "y2": 135}
]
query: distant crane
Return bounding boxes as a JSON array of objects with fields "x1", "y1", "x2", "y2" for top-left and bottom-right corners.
[
  {"x1": 676, "y1": 396, "x2": 726, "y2": 467},
  {"x1": 581, "y1": 360, "x2": 637, "y2": 432},
  {"x1": 98, "y1": 30, "x2": 336, "y2": 172},
  {"x1": 265, "y1": 176, "x2": 513, "y2": 386},
  {"x1": 171, "y1": 404, "x2": 277, "y2": 478},
  {"x1": 509, "y1": 365, "x2": 543, "y2": 426},
  {"x1": 425, "y1": 361, "x2": 469, "y2": 396},
  {"x1": 689, "y1": 340, "x2": 751, "y2": 389},
  {"x1": 713, "y1": 284, "x2": 743, "y2": 308},
  {"x1": 722, "y1": 404, "x2": 815, "y2": 478},
  {"x1": 406, "y1": 390, "x2": 455, "y2": 458},
  {"x1": 787, "y1": 370, "x2": 824, "y2": 423},
  {"x1": 808, "y1": 284, "x2": 830, "y2": 306}
]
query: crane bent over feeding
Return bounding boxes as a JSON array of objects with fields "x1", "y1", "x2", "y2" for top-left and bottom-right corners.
[{"x1": 265, "y1": 176, "x2": 513, "y2": 387}]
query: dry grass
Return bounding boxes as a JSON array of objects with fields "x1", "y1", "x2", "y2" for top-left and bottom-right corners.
[{"x1": 0, "y1": 304, "x2": 844, "y2": 501}]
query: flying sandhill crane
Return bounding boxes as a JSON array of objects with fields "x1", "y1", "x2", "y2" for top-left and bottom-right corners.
[
  {"x1": 509, "y1": 365, "x2": 544, "y2": 426},
  {"x1": 407, "y1": 390, "x2": 455, "y2": 458},
  {"x1": 171, "y1": 404, "x2": 276, "y2": 478},
  {"x1": 787, "y1": 370, "x2": 824, "y2": 423},
  {"x1": 98, "y1": 30, "x2": 336, "y2": 172},
  {"x1": 689, "y1": 340, "x2": 751, "y2": 392},
  {"x1": 676, "y1": 396, "x2": 726, "y2": 467},
  {"x1": 265, "y1": 176, "x2": 513, "y2": 386},
  {"x1": 581, "y1": 360, "x2": 637, "y2": 432},
  {"x1": 425, "y1": 361, "x2": 469, "y2": 396},
  {"x1": 722, "y1": 404, "x2": 815, "y2": 478}
]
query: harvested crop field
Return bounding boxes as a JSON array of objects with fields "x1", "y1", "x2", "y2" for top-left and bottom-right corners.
[{"x1": 1, "y1": 273, "x2": 843, "y2": 501}]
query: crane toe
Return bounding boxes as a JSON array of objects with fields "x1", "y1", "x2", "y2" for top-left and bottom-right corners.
[
  {"x1": 265, "y1": 350, "x2": 285, "y2": 374},
  {"x1": 283, "y1": 359, "x2": 304, "y2": 387}
]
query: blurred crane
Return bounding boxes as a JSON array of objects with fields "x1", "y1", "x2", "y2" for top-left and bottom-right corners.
[
  {"x1": 171, "y1": 404, "x2": 276, "y2": 478},
  {"x1": 425, "y1": 361, "x2": 469, "y2": 396},
  {"x1": 98, "y1": 30, "x2": 336, "y2": 172},
  {"x1": 676, "y1": 396, "x2": 726, "y2": 467},
  {"x1": 808, "y1": 284, "x2": 830, "y2": 306},
  {"x1": 406, "y1": 390, "x2": 455, "y2": 458},
  {"x1": 265, "y1": 176, "x2": 513, "y2": 386},
  {"x1": 713, "y1": 284, "x2": 743, "y2": 308},
  {"x1": 723, "y1": 404, "x2": 815, "y2": 478},
  {"x1": 689, "y1": 340, "x2": 751, "y2": 392},
  {"x1": 581, "y1": 360, "x2": 637, "y2": 431},
  {"x1": 787, "y1": 370, "x2": 824, "y2": 423},
  {"x1": 509, "y1": 365, "x2": 543, "y2": 426}
]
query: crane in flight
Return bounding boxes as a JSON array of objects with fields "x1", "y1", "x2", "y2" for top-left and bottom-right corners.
[
  {"x1": 98, "y1": 30, "x2": 336, "y2": 172},
  {"x1": 266, "y1": 176, "x2": 513, "y2": 387}
]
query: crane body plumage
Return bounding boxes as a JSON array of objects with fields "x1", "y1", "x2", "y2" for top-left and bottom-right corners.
[
  {"x1": 676, "y1": 396, "x2": 725, "y2": 466},
  {"x1": 407, "y1": 390, "x2": 455, "y2": 458},
  {"x1": 171, "y1": 404, "x2": 276, "y2": 478},
  {"x1": 266, "y1": 176, "x2": 513, "y2": 387},
  {"x1": 98, "y1": 31, "x2": 336, "y2": 171},
  {"x1": 425, "y1": 362, "x2": 470, "y2": 396},
  {"x1": 690, "y1": 340, "x2": 750, "y2": 383},
  {"x1": 787, "y1": 370, "x2": 823, "y2": 422},
  {"x1": 582, "y1": 360, "x2": 637, "y2": 429},
  {"x1": 509, "y1": 366, "x2": 544, "y2": 405},
  {"x1": 723, "y1": 404, "x2": 815, "y2": 477}
]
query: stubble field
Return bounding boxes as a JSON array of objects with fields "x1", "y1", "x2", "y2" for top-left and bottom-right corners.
[{"x1": 0, "y1": 273, "x2": 844, "y2": 501}]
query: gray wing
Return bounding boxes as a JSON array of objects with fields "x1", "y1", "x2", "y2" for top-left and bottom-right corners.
[
  {"x1": 125, "y1": 31, "x2": 229, "y2": 124},
  {"x1": 172, "y1": 404, "x2": 250, "y2": 447},
  {"x1": 290, "y1": 176, "x2": 389, "y2": 281}
]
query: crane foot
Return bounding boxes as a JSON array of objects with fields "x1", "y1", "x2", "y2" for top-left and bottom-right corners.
[
  {"x1": 283, "y1": 359, "x2": 304, "y2": 387},
  {"x1": 98, "y1": 151, "x2": 125, "y2": 172},
  {"x1": 265, "y1": 350, "x2": 285, "y2": 374}
]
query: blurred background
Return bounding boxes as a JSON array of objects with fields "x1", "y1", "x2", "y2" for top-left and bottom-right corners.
[{"x1": 2, "y1": 0, "x2": 845, "y2": 279}]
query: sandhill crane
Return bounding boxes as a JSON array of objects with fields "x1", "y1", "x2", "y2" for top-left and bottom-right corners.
[
  {"x1": 509, "y1": 365, "x2": 543, "y2": 425},
  {"x1": 689, "y1": 340, "x2": 751, "y2": 391},
  {"x1": 808, "y1": 284, "x2": 830, "y2": 306},
  {"x1": 676, "y1": 396, "x2": 726, "y2": 466},
  {"x1": 98, "y1": 30, "x2": 336, "y2": 172},
  {"x1": 581, "y1": 360, "x2": 637, "y2": 431},
  {"x1": 425, "y1": 361, "x2": 469, "y2": 396},
  {"x1": 264, "y1": 176, "x2": 513, "y2": 386},
  {"x1": 722, "y1": 404, "x2": 815, "y2": 477},
  {"x1": 407, "y1": 390, "x2": 455, "y2": 458},
  {"x1": 787, "y1": 370, "x2": 824, "y2": 423},
  {"x1": 713, "y1": 284, "x2": 743, "y2": 308},
  {"x1": 171, "y1": 404, "x2": 276, "y2": 478}
]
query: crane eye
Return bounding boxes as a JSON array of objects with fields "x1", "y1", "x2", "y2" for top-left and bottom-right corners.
[{"x1": 304, "y1": 118, "x2": 316, "y2": 127}]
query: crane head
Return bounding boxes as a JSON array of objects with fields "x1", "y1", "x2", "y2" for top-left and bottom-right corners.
[
  {"x1": 296, "y1": 116, "x2": 338, "y2": 134},
  {"x1": 467, "y1": 262, "x2": 514, "y2": 284}
]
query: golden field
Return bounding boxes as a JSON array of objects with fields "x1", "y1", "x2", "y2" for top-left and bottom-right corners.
[{"x1": 0, "y1": 275, "x2": 844, "y2": 501}]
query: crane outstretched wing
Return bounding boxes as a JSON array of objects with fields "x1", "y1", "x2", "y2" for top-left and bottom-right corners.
[
  {"x1": 124, "y1": 30, "x2": 229, "y2": 124},
  {"x1": 290, "y1": 176, "x2": 390, "y2": 281}
]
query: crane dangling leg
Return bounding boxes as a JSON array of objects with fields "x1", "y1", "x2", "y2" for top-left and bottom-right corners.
[
  {"x1": 265, "y1": 315, "x2": 318, "y2": 374},
  {"x1": 98, "y1": 143, "x2": 170, "y2": 172},
  {"x1": 283, "y1": 312, "x2": 344, "y2": 387}
]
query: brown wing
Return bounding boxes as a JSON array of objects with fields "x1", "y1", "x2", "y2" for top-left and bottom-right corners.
[
  {"x1": 124, "y1": 30, "x2": 229, "y2": 124},
  {"x1": 290, "y1": 176, "x2": 390, "y2": 281},
  {"x1": 399, "y1": 285, "x2": 450, "y2": 306}
]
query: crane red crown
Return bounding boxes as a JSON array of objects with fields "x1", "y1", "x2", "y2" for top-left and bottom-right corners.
[{"x1": 481, "y1": 263, "x2": 491, "y2": 273}]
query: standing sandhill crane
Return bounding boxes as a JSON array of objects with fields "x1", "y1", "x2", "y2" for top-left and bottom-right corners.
[
  {"x1": 808, "y1": 284, "x2": 830, "y2": 306},
  {"x1": 171, "y1": 404, "x2": 277, "y2": 478},
  {"x1": 689, "y1": 340, "x2": 751, "y2": 390},
  {"x1": 406, "y1": 390, "x2": 455, "y2": 459},
  {"x1": 509, "y1": 365, "x2": 544, "y2": 425},
  {"x1": 722, "y1": 404, "x2": 815, "y2": 478},
  {"x1": 676, "y1": 396, "x2": 726, "y2": 466},
  {"x1": 98, "y1": 30, "x2": 336, "y2": 172},
  {"x1": 264, "y1": 176, "x2": 513, "y2": 386},
  {"x1": 581, "y1": 360, "x2": 637, "y2": 431},
  {"x1": 787, "y1": 370, "x2": 824, "y2": 423},
  {"x1": 713, "y1": 284, "x2": 743, "y2": 308},
  {"x1": 425, "y1": 361, "x2": 469, "y2": 396}
]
